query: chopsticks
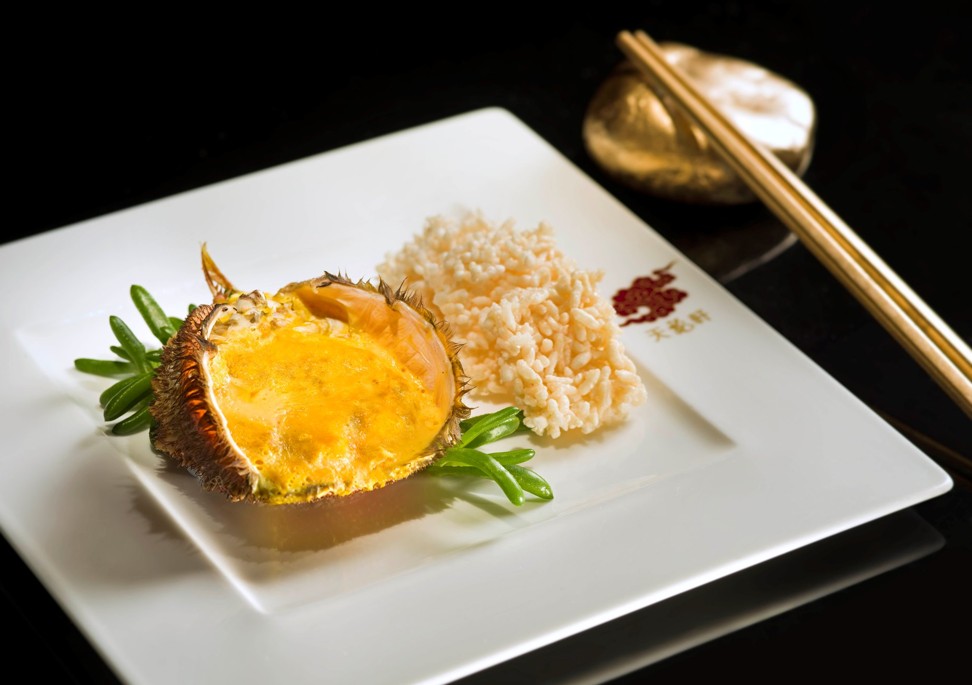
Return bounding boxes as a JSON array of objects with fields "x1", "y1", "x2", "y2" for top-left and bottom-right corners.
[{"x1": 616, "y1": 29, "x2": 972, "y2": 420}]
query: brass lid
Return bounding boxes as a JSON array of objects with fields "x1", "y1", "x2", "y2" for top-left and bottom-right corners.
[{"x1": 583, "y1": 42, "x2": 816, "y2": 205}]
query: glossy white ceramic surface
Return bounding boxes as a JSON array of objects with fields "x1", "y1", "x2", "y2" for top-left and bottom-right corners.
[{"x1": 0, "y1": 108, "x2": 951, "y2": 685}]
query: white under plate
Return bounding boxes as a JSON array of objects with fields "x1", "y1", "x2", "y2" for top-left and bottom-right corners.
[{"x1": 0, "y1": 108, "x2": 951, "y2": 685}]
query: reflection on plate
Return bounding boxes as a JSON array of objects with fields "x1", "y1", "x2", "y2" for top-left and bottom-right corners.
[
  {"x1": 457, "y1": 508, "x2": 944, "y2": 684},
  {"x1": 0, "y1": 108, "x2": 951, "y2": 685}
]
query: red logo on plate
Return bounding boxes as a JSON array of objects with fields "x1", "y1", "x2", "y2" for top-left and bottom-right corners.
[{"x1": 612, "y1": 263, "x2": 688, "y2": 327}]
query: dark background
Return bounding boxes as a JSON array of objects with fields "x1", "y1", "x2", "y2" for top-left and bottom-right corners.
[{"x1": 7, "y1": 3, "x2": 971, "y2": 682}]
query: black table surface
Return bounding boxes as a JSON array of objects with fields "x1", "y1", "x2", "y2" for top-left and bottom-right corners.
[{"x1": 7, "y1": 5, "x2": 971, "y2": 682}]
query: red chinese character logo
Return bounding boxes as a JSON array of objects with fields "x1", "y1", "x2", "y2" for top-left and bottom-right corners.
[{"x1": 612, "y1": 263, "x2": 688, "y2": 327}]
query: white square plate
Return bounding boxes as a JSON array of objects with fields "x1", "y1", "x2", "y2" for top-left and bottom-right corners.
[{"x1": 0, "y1": 108, "x2": 951, "y2": 685}]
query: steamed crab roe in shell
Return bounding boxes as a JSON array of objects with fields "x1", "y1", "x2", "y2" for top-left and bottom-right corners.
[{"x1": 150, "y1": 247, "x2": 470, "y2": 505}]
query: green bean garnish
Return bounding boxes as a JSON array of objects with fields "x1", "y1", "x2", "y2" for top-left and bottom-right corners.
[
  {"x1": 74, "y1": 358, "x2": 136, "y2": 378},
  {"x1": 428, "y1": 407, "x2": 553, "y2": 505},
  {"x1": 109, "y1": 316, "x2": 150, "y2": 374},
  {"x1": 445, "y1": 448, "x2": 524, "y2": 505},
  {"x1": 506, "y1": 464, "x2": 553, "y2": 500},
  {"x1": 98, "y1": 374, "x2": 143, "y2": 408},
  {"x1": 483, "y1": 448, "x2": 535, "y2": 465},
  {"x1": 103, "y1": 372, "x2": 153, "y2": 421},
  {"x1": 111, "y1": 398, "x2": 154, "y2": 435},
  {"x1": 131, "y1": 285, "x2": 177, "y2": 345},
  {"x1": 76, "y1": 286, "x2": 191, "y2": 434},
  {"x1": 456, "y1": 406, "x2": 521, "y2": 447}
]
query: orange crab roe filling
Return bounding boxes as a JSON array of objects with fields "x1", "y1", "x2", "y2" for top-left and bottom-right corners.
[{"x1": 207, "y1": 319, "x2": 447, "y2": 504}]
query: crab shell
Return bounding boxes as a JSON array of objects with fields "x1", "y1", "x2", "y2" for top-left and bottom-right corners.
[{"x1": 149, "y1": 268, "x2": 470, "y2": 506}]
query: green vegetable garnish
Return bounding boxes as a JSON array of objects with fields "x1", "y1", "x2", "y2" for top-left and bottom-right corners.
[
  {"x1": 74, "y1": 286, "x2": 553, "y2": 504},
  {"x1": 74, "y1": 287, "x2": 185, "y2": 435},
  {"x1": 427, "y1": 407, "x2": 553, "y2": 504}
]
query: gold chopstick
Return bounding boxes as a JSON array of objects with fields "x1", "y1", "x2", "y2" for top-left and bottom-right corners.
[{"x1": 616, "y1": 29, "x2": 972, "y2": 420}]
